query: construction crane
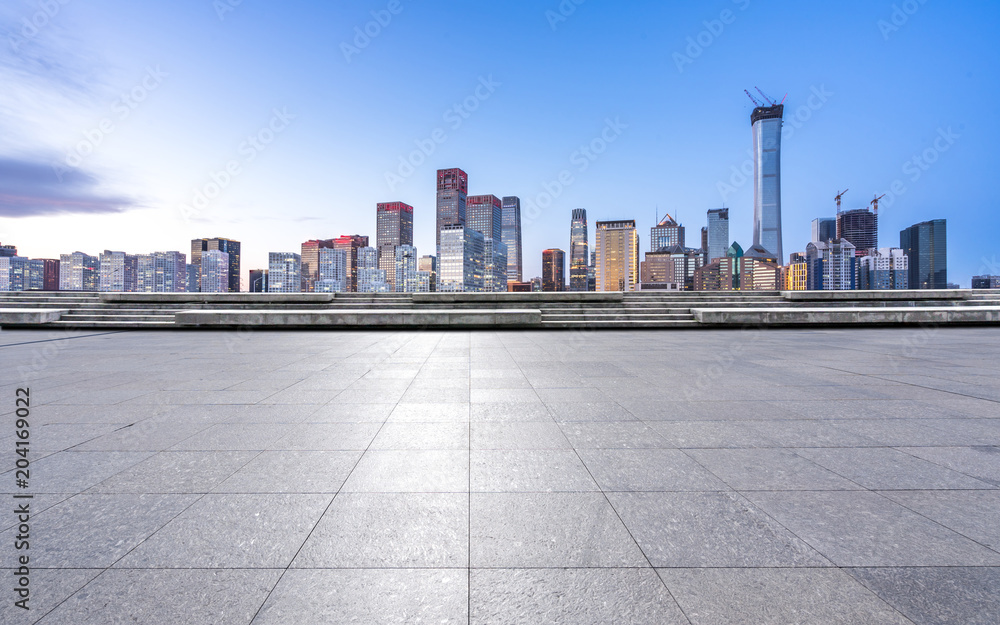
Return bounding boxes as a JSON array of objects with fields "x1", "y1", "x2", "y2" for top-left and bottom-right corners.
[
  {"x1": 835, "y1": 189, "x2": 849, "y2": 213},
  {"x1": 744, "y1": 90, "x2": 762, "y2": 107},
  {"x1": 755, "y1": 87, "x2": 777, "y2": 106},
  {"x1": 870, "y1": 194, "x2": 886, "y2": 215}
]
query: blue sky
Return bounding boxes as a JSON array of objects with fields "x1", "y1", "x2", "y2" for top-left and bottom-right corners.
[{"x1": 1, "y1": 0, "x2": 997, "y2": 285}]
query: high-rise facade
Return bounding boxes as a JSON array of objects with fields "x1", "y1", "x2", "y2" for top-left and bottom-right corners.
[
  {"x1": 136, "y1": 252, "x2": 186, "y2": 292},
  {"x1": 394, "y1": 245, "x2": 419, "y2": 293},
  {"x1": 751, "y1": 104, "x2": 784, "y2": 261},
  {"x1": 837, "y1": 208, "x2": 878, "y2": 256},
  {"x1": 972, "y1": 276, "x2": 1000, "y2": 289},
  {"x1": 59, "y1": 252, "x2": 99, "y2": 291},
  {"x1": 812, "y1": 218, "x2": 837, "y2": 243},
  {"x1": 484, "y1": 238, "x2": 508, "y2": 293},
  {"x1": 438, "y1": 225, "x2": 484, "y2": 292},
  {"x1": 640, "y1": 246, "x2": 704, "y2": 290},
  {"x1": 806, "y1": 240, "x2": 856, "y2": 291},
  {"x1": 467, "y1": 195, "x2": 502, "y2": 241},
  {"x1": 858, "y1": 248, "x2": 908, "y2": 290},
  {"x1": 595, "y1": 220, "x2": 639, "y2": 292},
  {"x1": 200, "y1": 250, "x2": 230, "y2": 293},
  {"x1": 267, "y1": 252, "x2": 301, "y2": 293},
  {"x1": 99, "y1": 251, "x2": 138, "y2": 292},
  {"x1": 900, "y1": 219, "x2": 947, "y2": 289},
  {"x1": 650, "y1": 214, "x2": 685, "y2": 250},
  {"x1": 377, "y1": 202, "x2": 414, "y2": 291},
  {"x1": 0, "y1": 256, "x2": 27, "y2": 291},
  {"x1": 0, "y1": 243, "x2": 16, "y2": 258},
  {"x1": 316, "y1": 248, "x2": 348, "y2": 293},
  {"x1": 191, "y1": 238, "x2": 240, "y2": 292},
  {"x1": 436, "y1": 168, "x2": 468, "y2": 256},
  {"x1": 569, "y1": 209, "x2": 589, "y2": 291},
  {"x1": 693, "y1": 242, "x2": 781, "y2": 291},
  {"x1": 542, "y1": 249, "x2": 566, "y2": 292},
  {"x1": 785, "y1": 253, "x2": 808, "y2": 291},
  {"x1": 419, "y1": 255, "x2": 437, "y2": 292},
  {"x1": 301, "y1": 239, "x2": 335, "y2": 292},
  {"x1": 357, "y1": 246, "x2": 389, "y2": 293},
  {"x1": 333, "y1": 235, "x2": 369, "y2": 292},
  {"x1": 501, "y1": 196, "x2": 523, "y2": 283},
  {"x1": 249, "y1": 269, "x2": 268, "y2": 293},
  {"x1": 707, "y1": 208, "x2": 730, "y2": 262}
]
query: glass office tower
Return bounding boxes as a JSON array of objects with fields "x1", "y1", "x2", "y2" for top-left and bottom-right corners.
[
  {"x1": 569, "y1": 209, "x2": 589, "y2": 291},
  {"x1": 751, "y1": 104, "x2": 783, "y2": 262}
]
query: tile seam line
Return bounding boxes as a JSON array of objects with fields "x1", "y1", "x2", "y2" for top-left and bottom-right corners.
[
  {"x1": 503, "y1": 332, "x2": 696, "y2": 625},
  {"x1": 248, "y1": 331, "x2": 438, "y2": 624}
]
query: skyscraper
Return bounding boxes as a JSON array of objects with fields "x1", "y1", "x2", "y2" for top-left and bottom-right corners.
[
  {"x1": 595, "y1": 220, "x2": 639, "y2": 292},
  {"x1": 0, "y1": 256, "x2": 27, "y2": 291},
  {"x1": 438, "y1": 225, "x2": 484, "y2": 292},
  {"x1": 650, "y1": 214, "x2": 685, "y2": 249},
  {"x1": 467, "y1": 195, "x2": 502, "y2": 240},
  {"x1": 268, "y1": 252, "x2": 301, "y2": 293},
  {"x1": 837, "y1": 209, "x2": 878, "y2": 256},
  {"x1": 419, "y1": 255, "x2": 437, "y2": 292},
  {"x1": 99, "y1": 251, "x2": 137, "y2": 292},
  {"x1": 707, "y1": 208, "x2": 730, "y2": 262},
  {"x1": 333, "y1": 235, "x2": 369, "y2": 292},
  {"x1": 136, "y1": 252, "x2": 186, "y2": 292},
  {"x1": 806, "y1": 240, "x2": 856, "y2": 291},
  {"x1": 542, "y1": 249, "x2": 566, "y2": 292},
  {"x1": 301, "y1": 239, "x2": 335, "y2": 292},
  {"x1": 569, "y1": 209, "x2": 589, "y2": 291},
  {"x1": 394, "y1": 245, "x2": 419, "y2": 293},
  {"x1": 316, "y1": 248, "x2": 348, "y2": 293},
  {"x1": 900, "y1": 219, "x2": 947, "y2": 289},
  {"x1": 436, "y1": 168, "x2": 468, "y2": 256},
  {"x1": 811, "y1": 218, "x2": 837, "y2": 243},
  {"x1": 501, "y1": 196, "x2": 523, "y2": 283},
  {"x1": 191, "y1": 238, "x2": 241, "y2": 292},
  {"x1": 484, "y1": 238, "x2": 508, "y2": 292},
  {"x1": 357, "y1": 246, "x2": 389, "y2": 293},
  {"x1": 200, "y1": 250, "x2": 230, "y2": 293},
  {"x1": 858, "y1": 248, "x2": 909, "y2": 290},
  {"x1": 377, "y1": 202, "x2": 414, "y2": 291},
  {"x1": 751, "y1": 103, "x2": 784, "y2": 261},
  {"x1": 59, "y1": 252, "x2": 99, "y2": 291}
]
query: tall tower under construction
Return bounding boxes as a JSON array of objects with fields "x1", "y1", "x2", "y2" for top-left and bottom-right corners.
[{"x1": 750, "y1": 99, "x2": 784, "y2": 262}]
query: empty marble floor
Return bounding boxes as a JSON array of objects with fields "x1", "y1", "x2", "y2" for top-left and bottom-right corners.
[{"x1": 1, "y1": 327, "x2": 998, "y2": 624}]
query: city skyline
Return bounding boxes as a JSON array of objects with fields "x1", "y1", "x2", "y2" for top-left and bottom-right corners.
[{"x1": 1, "y1": 2, "x2": 997, "y2": 284}]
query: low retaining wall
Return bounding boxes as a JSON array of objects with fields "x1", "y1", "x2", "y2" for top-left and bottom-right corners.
[
  {"x1": 174, "y1": 309, "x2": 543, "y2": 328},
  {"x1": 695, "y1": 306, "x2": 1000, "y2": 326}
]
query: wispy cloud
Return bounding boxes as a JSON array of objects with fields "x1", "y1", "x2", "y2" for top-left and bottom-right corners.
[{"x1": 0, "y1": 156, "x2": 136, "y2": 217}]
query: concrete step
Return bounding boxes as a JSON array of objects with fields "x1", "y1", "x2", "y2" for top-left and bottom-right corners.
[
  {"x1": 60, "y1": 314, "x2": 176, "y2": 322},
  {"x1": 540, "y1": 319, "x2": 701, "y2": 328},
  {"x1": 542, "y1": 313, "x2": 695, "y2": 321}
]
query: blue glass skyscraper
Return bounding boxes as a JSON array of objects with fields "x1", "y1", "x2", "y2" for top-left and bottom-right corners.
[{"x1": 751, "y1": 104, "x2": 783, "y2": 262}]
